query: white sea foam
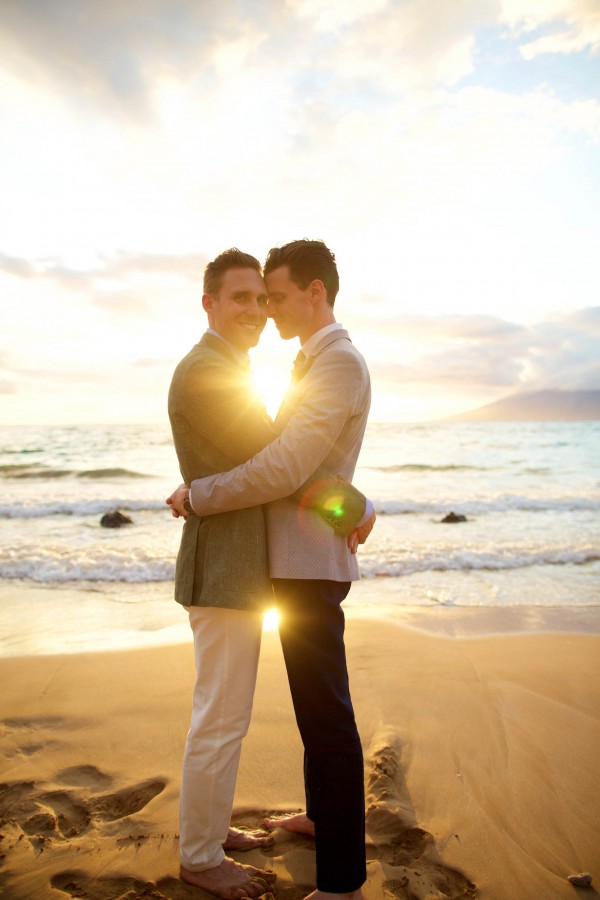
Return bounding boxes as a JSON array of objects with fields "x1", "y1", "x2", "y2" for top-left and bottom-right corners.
[
  {"x1": 0, "y1": 499, "x2": 166, "y2": 518},
  {"x1": 1, "y1": 543, "x2": 597, "y2": 584},
  {"x1": 375, "y1": 496, "x2": 600, "y2": 516},
  {"x1": 359, "y1": 547, "x2": 600, "y2": 578},
  {"x1": 0, "y1": 545, "x2": 175, "y2": 583}
]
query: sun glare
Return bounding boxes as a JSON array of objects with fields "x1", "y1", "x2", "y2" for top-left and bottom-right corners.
[
  {"x1": 263, "y1": 608, "x2": 280, "y2": 631},
  {"x1": 249, "y1": 326, "x2": 294, "y2": 417}
]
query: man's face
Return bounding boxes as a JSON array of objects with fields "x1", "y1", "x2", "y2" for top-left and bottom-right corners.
[
  {"x1": 265, "y1": 266, "x2": 313, "y2": 342},
  {"x1": 204, "y1": 268, "x2": 268, "y2": 351}
]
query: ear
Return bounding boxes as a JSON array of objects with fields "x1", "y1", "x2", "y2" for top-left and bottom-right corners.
[
  {"x1": 202, "y1": 293, "x2": 215, "y2": 314},
  {"x1": 308, "y1": 279, "x2": 326, "y2": 305}
]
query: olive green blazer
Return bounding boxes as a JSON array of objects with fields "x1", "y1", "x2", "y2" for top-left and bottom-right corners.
[{"x1": 168, "y1": 333, "x2": 275, "y2": 611}]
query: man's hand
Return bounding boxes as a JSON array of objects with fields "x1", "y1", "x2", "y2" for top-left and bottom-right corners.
[
  {"x1": 166, "y1": 483, "x2": 190, "y2": 518},
  {"x1": 347, "y1": 509, "x2": 376, "y2": 554}
]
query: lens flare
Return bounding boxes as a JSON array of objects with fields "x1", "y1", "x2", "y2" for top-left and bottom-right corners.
[
  {"x1": 263, "y1": 608, "x2": 280, "y2": 631},
  {"x1": 322, "y1": 494, "x2": 345, "y2": 519}
]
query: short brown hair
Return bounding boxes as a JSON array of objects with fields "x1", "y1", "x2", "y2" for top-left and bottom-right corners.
[
  {"x1": 264, "y1": 239, "x2": 339, "y2": 307},
  {"x1": 203, "y1": 248, "x2": 262, "y2": 296}
]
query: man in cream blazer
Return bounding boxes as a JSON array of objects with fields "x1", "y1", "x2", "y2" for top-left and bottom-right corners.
[
  {"x1": 168, "y1": 247, "x2": 372, "y2": 900},
  {"x1": 174, "y1": 240, "x2": 373, "y2": 900}
]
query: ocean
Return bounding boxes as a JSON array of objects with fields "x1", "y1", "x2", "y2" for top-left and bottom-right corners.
[{"x1": 1, "y1": 420, "x2": 598, "y2": 655}]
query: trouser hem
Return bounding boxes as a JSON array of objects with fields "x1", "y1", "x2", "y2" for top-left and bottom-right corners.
[{"x1": 180, "y1": 846, "x2": 226, "y2": 872}]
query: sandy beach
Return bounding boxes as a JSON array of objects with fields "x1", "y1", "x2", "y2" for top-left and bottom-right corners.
[{"x1": 1, "y1": 611, "x2": 599, "y2": 900}]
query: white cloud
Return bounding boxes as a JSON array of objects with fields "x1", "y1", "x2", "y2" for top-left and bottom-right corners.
[
  {"x1": 499, "y1": 0, "x2": 600, "y2": 57},
  {"x1": 365, "y1": 306, "x2": 600, "y2": 397},
  {"x1": 286, "y1": 0, "x2": 388, "y2": 31}
]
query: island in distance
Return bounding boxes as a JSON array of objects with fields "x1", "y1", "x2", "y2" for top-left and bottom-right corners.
[{"x1": 445, "y1": 389, "x2": 600, "y2": 422}]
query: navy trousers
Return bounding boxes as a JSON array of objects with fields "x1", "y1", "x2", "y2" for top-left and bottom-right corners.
[{"x1": 272, "y1": 578, "x2": 366, "y2": 893}]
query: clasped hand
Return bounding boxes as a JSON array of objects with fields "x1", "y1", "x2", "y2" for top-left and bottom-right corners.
[
  {"x1": 166, "y1": 484, "x2": 188, "y2": 518},
  {"x1": 347, "y1": 508, "x2": 376, "y2": 554}
]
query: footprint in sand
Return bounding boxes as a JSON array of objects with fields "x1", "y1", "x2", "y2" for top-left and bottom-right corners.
[
  {"x1": 87, "y1": 779, "x2": 165, "y2": 822},
  {"x1": 57, "y1": 764, "x2": 114, "y2": 790},
  {"x1": 51, "y1": 871, "x2": 277, "y2": 900},
  {"x1": 0, "y1": 776, "x2": 166, "y2": 849},
  {"x1": 51, "y1": 871, "x2": 189, "y2": 899},
  {"x1": 32, "y1": 790, "x2": 90, "y2": 839},
  {"x1": 365, "y1": 738, "x2": 477, "y2": 899},
  {"x1": 0, "y1": 716, "x2": 63, "y2": 759}
]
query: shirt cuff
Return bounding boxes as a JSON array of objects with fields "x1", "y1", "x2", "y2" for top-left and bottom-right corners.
[
  {"x1": 357, "y1": 497, "x2": 373, "y2": 528},
  {"x1": 188, "y1": 480, "x2": 201, "y2": 514}
]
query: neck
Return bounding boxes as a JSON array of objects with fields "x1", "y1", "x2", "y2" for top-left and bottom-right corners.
[{"x1": 299, "y1": 311, "x2": 336, "y2": 345}]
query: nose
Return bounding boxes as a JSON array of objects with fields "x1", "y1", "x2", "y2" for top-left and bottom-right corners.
[{"x1": 248, "y1": 297, "x2": 267, "y2": 319}]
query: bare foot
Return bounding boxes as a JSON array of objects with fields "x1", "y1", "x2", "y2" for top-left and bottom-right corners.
[
  {"x1": 263, "y1": 812, "x2": 315, "y2": 837},
  {"x1": 304, "y1": 891, "x2": 364, "y2": 900},
  {"x1": 180, "y1": 857, "x2": 275, "y2": 900},
  {"x1": 224, "y1": 826, "x2": 274, "y2": 851}
]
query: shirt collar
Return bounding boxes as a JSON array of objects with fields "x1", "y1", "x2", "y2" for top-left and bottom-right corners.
[{"x1": 300, "y1": 322, "x2": 343, "y2": 358}]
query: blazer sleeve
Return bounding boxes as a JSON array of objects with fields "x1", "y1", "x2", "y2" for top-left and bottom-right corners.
[{"x1": 189, "y1": 348, "x2": 369, "y2": 535}]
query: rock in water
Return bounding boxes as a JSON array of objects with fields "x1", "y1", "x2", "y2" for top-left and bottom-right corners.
[
  {"x1": 100, "y1": 510, "x2": 133, "y2": 528},
  {"x1": 441, "y1": 512, "x2": 467, "y2": 523},
  {"x1": 567, "y1": 873, "x2": 593, "y2": 888}
]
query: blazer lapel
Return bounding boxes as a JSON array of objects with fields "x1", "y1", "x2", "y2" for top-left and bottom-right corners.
[{"x1": 275, "y1": 329, "x2": 352, "y2": 426}]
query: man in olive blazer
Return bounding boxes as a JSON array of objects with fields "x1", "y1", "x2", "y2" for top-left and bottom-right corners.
[
  {"x1": 168, "y1": 248, "x2": 370, "y2": 899},
  {"x1": 180, "y1": 240, "x2": 373, "y2": 899}
]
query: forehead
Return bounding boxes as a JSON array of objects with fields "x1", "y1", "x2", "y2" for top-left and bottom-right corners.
[
  {"x1": 219, "y1": 267, "x2": 266, "y2": 295},
  {"x1": 264, "y1": 265, "x2": 294, "y2": 293}
]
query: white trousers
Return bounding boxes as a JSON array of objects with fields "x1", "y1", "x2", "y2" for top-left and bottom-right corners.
[{"x1": 179, "y1": 606, "x2": 263, "y2": 872}]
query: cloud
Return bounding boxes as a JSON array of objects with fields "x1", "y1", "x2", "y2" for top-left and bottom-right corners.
[
  {"x1": 378, "y1": 314, "x2": 525, "y2": 341},
  {"x1": 368, "y1": 306, "x2": 600, "y2": 393},
  {"x1": 499, "y1": 0, "x2": 600, "y2": 58},
  {"x1": 0, "y1": 0, "x2": 223, "y2": 118},
  {"x1": 0, "y1": 253, "x2": 38, "y2": 279},
  {"x1": 0, "y1": 250, "x2": 205, "y2": 317},
  {"x1": 320, "y1": 1, "x2": 485, "y2": 92}
]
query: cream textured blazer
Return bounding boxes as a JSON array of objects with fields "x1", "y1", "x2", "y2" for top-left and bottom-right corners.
[{"x1": 190, "y1": 328, "x2": 371, "y2": 582}]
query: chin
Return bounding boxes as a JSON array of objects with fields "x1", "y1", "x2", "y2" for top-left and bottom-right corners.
[{"x1": 275, "y1": 325, "x2": 296, "y2": 341}]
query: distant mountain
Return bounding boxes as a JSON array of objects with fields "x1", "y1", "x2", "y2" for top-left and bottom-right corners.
[{"x1": 446, "y1": 390, "x2": 600, "y2": 422}]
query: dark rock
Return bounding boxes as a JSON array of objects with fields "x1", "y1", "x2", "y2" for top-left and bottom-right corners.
[
  {"x1": 568, "y1": 873, "x2": 593, "y2": 888},
  {"x1": 441, "y1": 512, "x2": 467, "y2": 523},
  {"x1": 100, "y1": 510, "x2": 133, "y2": 528}
]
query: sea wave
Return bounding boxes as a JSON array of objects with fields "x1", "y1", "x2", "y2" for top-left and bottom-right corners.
[
  {"x1": 0, "y1": 546, "x2": 174, "y2": 583},
  {"x1": 360, "y1": 547, "x2": 600, "y2": 578},
  {"x1": 0, "y1": 499, "x2": 166, "y2": 518},
  {"x1": 375, "y1": 495, "x2": 600, "y2": 515},
  {"x1": 2, "y1": 493, "x2": 599, "y2": 519},
  {"x1": 0, "y1": 465, "x2": 152, "y2": 480},
  {"x1": 77, "y1": 468, "x2": 152, "y2": 479},
  {"x1": 365, "y1": 464, "x2": 489, "y2": 472},
  {"x1": 0, "y1": 545, "x2": 597, "y2": 584}
]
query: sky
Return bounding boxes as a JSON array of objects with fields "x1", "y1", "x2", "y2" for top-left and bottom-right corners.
[{"x1": 1, "y1": 0, "x2": 599, "y2": 424}]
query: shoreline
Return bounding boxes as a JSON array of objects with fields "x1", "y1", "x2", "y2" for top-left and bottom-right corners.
[
  {"x1": 1, "y1": 578, "x2": 599, "y2": 660},
  {"x1": 1, "y1": 615, "x2": 599, "y2": 899}
]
